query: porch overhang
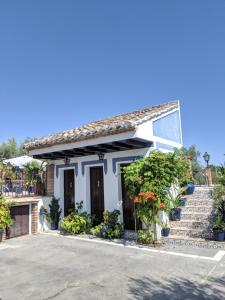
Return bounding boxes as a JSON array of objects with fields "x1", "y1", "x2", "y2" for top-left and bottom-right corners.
[{"x1": 32, "y1": 138, "x2": 153, "y2": 160}]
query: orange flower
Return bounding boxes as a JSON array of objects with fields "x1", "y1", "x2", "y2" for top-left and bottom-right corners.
[
  {"x1": 143, "y1": 192, "x2": 157, "y2": 202},
  {"x1": 138, "y1": 192, "x2": 145, "y2": 197},
  {"x1": 133, "y1": 196, "x2": 141, "y2": 204},
  {"x1": 159, "y1": 203, "x2": 165, "y2": 209}
]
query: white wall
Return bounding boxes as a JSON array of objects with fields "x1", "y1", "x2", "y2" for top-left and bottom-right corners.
[
  {"x1": 37, "y1": 196, "x2": 52, "y2": 232},
  {"x1": 51, "y1": 146, "x2": 153, "y2": 224}
]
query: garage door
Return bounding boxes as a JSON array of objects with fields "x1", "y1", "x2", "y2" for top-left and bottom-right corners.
[{"x1": 10, "y1": 205, "x2": 29, "y2": 238}]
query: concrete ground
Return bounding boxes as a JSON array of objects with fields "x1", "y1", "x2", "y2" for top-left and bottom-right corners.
[{"x1": 0, "y1": 234, "x2": 225, "y2": 300}]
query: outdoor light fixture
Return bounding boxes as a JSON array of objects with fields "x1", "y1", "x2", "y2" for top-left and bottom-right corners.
[
  {"x1": 203, "y1": 152, "x2": 210, "y2": 168},
  {"x1": 98, "y1": 152, "x2": 105, "y2": 162},
  {"x1": 64, "y1": 157, "x2": 70, "y2": 165}
]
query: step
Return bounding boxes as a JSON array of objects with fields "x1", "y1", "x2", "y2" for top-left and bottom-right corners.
[
  {"x1": 186, "y1": 195, "x2": 213, "y2": 200},
  {"x1": 169, "y1": 227, "x2": 213, "y2": 239},
  {"x1": 161, "y1": 235, "x2": 225, "y2": 249},
  {"x1": 181, "y1": 205, "x2": 214, "y2": 213},
  {"x1": 170, "y1": 220, "x2": 211, "y2": 230},
  {"x1": 181, "y1": 212, "x2": 214, "y2": 221},
  {"x1": 186, "y1": 200, "x2": 214, "y2": 206}
]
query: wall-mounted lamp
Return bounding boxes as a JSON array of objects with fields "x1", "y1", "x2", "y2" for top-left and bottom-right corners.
[
  {"x1": 98, "y1": 152, "x2": 105, "y2": 162},
  {"x1": 64, "y1": 157, "x2": 70, "y2": 165}
]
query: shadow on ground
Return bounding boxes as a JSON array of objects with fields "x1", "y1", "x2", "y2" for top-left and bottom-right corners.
[{"x1": 128, "y1": 275, "x2": 225, "y2": 300}]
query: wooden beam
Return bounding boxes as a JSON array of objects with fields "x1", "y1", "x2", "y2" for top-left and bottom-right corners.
[
  {"x1": 112, "y1": 141, "x2": 134, "y2": 149},
  {"x1": 85, "y1": 146, "x2": 107, "y2": 153},
  {"x1": 125, "y1": 139, "x2": 147, "y2": 147},
  {"x1": 100, "y1": 143, "x2": 120, "y2": 151},
  {"x1": 78, "y1": 148, "x2": 96, "y2": 155}
]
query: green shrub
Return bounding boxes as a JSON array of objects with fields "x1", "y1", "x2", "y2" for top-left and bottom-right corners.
[
  {"x1": 91, "y1": 210, "x2": 123, "y2": 239},
  {"x1": 90, "y1": 223, "x2": 104, "y2": 236},
  {"x1": 137, "y1": 230, "x2": 153, "y2": 244},
  {"x1": 0, "y1": 196, "x2": 13, "y2": 229},
  {"x1": 60, "y1": 201, "x2": 92, "y2": 234},
  {"x1": 213, "y1": 185, "x2": 225, "y2": 222},
  {"x1": 61, "y1": 212, "x2": 92, "y2": 234}
]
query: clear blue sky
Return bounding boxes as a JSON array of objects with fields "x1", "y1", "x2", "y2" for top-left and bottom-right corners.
[{"x1": 0, "y1": 0, "x2": 225, "y2": 165}]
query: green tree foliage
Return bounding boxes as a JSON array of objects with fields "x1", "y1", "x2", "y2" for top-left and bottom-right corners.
[
  {"x1": 0, "y1": 137, "x2": 34, "y2": 160},
  {"x1": 178, "y1": 145, "x2": 204, "y2": 184},
  {"x1": 122, "y1": 150, "x2": 191, "y2": 203},
  {"x1": 0, "y1": 196, "x2": 13, "y2": 229}
]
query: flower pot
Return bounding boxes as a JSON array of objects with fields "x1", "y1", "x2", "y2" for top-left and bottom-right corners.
[
  {"x1": 185, "y1": 183, "x2": 195, "y2": 195},
  {"x1": 0, "y1": 228, "x2": 3, "y2": 242},
  {"x1": 170, "y1": 208, "x2": 182, "y2": 221},
  {"x1": 161, "y1": 228, "x2": 170, "y2": 237},
  {"x1": 50, "y1": 223, "x2": 58, "y2": 230},
  {"x1": 213, "y1": 230, "x2": 224, "y2": 241},
  {"x1": 179, "y1": 198, "x2": 187, "y2": 207}
]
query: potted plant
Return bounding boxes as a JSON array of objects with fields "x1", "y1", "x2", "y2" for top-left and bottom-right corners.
[
  {"x1": 185, "y1": 182, "x2": 195, "y2": 195},
  {"x1": 46, "y1": 197, "x2": 62, "y2": 230},
  {"x1": 161, "y1": 221, "x2": 170, "y2": 237},
  {"x1": 0, "y1": 196, "x2": 13, "y2": 242},
  {"x1": 165, "y1": 188, "x2": 183, "y2": 221},
  {"x1": 213, "y1": 214, "x2": 225, "y2": 241}
]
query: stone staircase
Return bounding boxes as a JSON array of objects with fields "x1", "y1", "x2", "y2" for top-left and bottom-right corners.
[{"x1": 161, "y1": 187, "x2": 225, "y2": 248}]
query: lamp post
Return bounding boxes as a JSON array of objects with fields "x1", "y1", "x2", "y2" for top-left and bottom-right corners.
[
  {"x1": 203, "y1": 152, "x2": 212, "y2": 186},
  {"x1": 203, "y1": 152, "x2": 210, "y2": 168}
]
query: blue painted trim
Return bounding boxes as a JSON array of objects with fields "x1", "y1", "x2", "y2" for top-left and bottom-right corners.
[
  {"x1": 156, "y1": 142, "x2": 175, "y2": 151},
  {"x1": 81, "y1": 159, "x2": 108, "y2": 176},
  {"x1": 56, "y1": 163, "x2": 78, "y2": 178},
  {"x1": 112, "y1": 156, "x2": 142, "y2": 174}
]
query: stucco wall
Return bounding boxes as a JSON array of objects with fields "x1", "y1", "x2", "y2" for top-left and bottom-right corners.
[
  {"x1": 153, "y1": 110, "x2": 182, "y2": 143},
  {"x1": 53, "y1": 146, "x2": 153, "y2": 222}
]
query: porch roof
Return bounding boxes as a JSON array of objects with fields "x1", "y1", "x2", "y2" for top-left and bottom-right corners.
[
  {"x1": 25, "y1": 100, "x2": 179, "y2": 151},
  {"x1": 33, "y1": 137, "x2": 152, "y2": 160}
]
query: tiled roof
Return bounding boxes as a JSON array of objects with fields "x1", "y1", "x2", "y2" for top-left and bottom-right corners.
[{"x1": 25, "y1": 100, "x2": 179, "y2": 151}]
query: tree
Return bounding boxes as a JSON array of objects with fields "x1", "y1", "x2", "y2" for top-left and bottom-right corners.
[
  {"x1": 0, "y1": 137, "x2": 34, "y2": 160},
  {"x1": 179, "y1": 145, "x2": 204, "y2": 185}
]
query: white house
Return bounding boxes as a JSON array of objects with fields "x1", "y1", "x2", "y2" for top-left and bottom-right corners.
[{"x1": 25, "y1": 100, "x2": 183, "y2": 231}]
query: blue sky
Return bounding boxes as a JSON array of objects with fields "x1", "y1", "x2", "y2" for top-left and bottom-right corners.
[{"x1": 0, "y1": 0, "x2": 224, "y2": 165}]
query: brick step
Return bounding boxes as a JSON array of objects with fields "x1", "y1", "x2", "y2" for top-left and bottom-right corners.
[
  {"x1": 180, "y1": 212, "x2": 213, "y2": 221},
  {"x1": 161, "y1": 235, "x2": 225, "y2": 249},
  {"x1": 170, "y1": 220, "x2": 211, "y2": 229},
  {"x1": 169, "y1": 227, "x2": 212, "y2": 239},
  {"x1": 181, "y1": 205, "x2": 214, "y2": 213}
]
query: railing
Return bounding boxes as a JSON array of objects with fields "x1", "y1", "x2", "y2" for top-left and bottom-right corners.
[{"x1": 1, "y1": 180, "x2": 35, "y2": 198}]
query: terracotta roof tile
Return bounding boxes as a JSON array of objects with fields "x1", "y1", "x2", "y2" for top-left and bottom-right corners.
[{"x1": 25, "y1": 100, "x2": 179, "y2": 150}]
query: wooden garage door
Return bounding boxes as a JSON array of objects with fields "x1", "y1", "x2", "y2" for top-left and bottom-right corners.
[{"x1": 10, "y1": 205, "x2": 29, "y2": 238}]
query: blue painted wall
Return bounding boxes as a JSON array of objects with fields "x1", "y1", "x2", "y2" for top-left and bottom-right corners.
[{"x1": 153, "y1": 111, "x2": 181, "y2": 143}]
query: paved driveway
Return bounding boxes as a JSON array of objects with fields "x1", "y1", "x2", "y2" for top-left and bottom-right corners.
[{"x1": 0, "y1": 234, "x2": 225, "y2": 300}]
